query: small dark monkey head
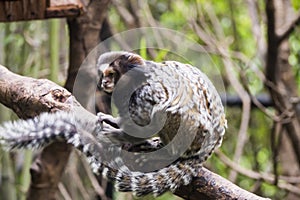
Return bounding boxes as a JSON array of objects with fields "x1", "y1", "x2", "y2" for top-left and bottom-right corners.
[{"x1": 97, "y1": 51, "x2": 145, "y2": 93}]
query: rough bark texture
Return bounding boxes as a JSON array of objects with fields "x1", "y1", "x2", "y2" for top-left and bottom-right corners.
[
  {"x1": 0, "y1": 65, "x2": 270, "y2": 200},
  {"x1": 0, "y1": 66, "x2": 72, "y2": 119},
  {"x1": 0, "y1": 0, "x2": 83, "y2": 22},
  {"x1": 0, "y1": 0, "x2": 47, "y2": 22},
  {"x1": 175, "y1": 167, "x2": 270, "y2": 200},
  {"x1": 46, "y1": 0, "x2": 83, "y2": 19},
  {"x1": 0, "y1": 65, "x2": 73, "y2": 200}
]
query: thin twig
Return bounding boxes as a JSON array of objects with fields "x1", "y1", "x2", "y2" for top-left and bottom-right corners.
[
  {"x1": 58, "y1": 182, "x2": 73, "y2": 200},
  {"x1": 216, "y1": 150, "x2": 300, "y2": 195},
  {"x1": 80, "y1": 153, "x2": 108, "y2": 200},
  {"x1": 222, "y1": 56, "x2": 251, "y2": 182},
  {"x1": 247, "y1": 0, "x2": 266, "y2": 63},
  {"x1": 111, "y1": 0, "x2": 137, "y2": 28},
  {"x1": 270, "y1": 122, "x2": 282, "y2": 185},
  {"x1": 204, "y1": 5, "x2": 252, "y2": 181},
  {"x1": 66, "y1": 154, "x2": 92, "y2": 200},
  {"x1": 140, "y1": 2, "x2": 165, "y2": 49},
  {"x1": 190, "y1": 10, "x2": 252, "y2": 181},
  {"x1": 277, "y1": 12, "x2": 300, "y2": 44}
]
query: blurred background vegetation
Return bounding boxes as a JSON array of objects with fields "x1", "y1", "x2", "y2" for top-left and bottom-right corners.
[{"x1": 0, "y1": 0, "x2": 300, "y2": 200}]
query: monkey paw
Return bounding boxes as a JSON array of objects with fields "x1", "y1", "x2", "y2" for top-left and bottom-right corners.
[{"x1": 97, "y1": 112, "x2": 120, "y2": 128}]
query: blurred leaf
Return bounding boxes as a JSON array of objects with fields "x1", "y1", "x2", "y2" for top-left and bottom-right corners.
[{"x1": 291, "y1": 0, "x2": 300, "y2": 10}]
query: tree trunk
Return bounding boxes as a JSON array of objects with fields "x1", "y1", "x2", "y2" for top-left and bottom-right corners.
[{"x1": 265, "y1": 1, "x2": 300, "y2": 199}]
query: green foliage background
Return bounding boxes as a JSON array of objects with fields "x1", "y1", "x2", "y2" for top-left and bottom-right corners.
[{"x1": 0, "y1": 1, "x2": 299, "y2": 200}]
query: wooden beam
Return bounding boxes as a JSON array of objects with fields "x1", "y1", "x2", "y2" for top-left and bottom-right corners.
[
  {"x1": 0, "y1": 0, "x2": 47, "y2": 22},
  {"x1": 46, "y1": 0, "x2": 83, "y2": 19},
  {"x1": 0, "y1": 0, "x2": 83, "y2": 22}
]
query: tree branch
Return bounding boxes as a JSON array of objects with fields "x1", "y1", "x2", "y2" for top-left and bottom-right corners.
[
  {"x1": 175, "y1": 167, "x2": 270, "y2": 200},
  {"x1": 0, "y1": 66, "x2": 71, "y2": 118},
  {"x1": 0, "y1": 65, "x2": 270, "y2": 200},
  {"x1": 216, "y1": 150, "x2": 300, "y2": 196},
  {"x1": 277, "y1": 12, "x2": 300, "y2": 44},
  {"x1": 0, "y1": 65, "x2": 73, "y2": 200}
]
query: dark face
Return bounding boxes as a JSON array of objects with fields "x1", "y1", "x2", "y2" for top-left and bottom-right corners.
[
  {"x1": 97, "y1": 54, "x2": 145, "y2": 94},
  {"x1": 99, "y1": 64, "x2": 121, "y2": 93}
]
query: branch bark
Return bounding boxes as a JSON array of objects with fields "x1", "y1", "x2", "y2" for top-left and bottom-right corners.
[
  {"x1": 0, "y1": 65, "x2": 270, "y2": 200},
  {"x1": 175, "y1": 167, "x2": 270, "y2": 200},
  {"x1": 0, "y1": 65, "x2": 73, "y2": 200}
]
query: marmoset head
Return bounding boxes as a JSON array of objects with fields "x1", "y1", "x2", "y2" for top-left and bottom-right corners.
[{"x1": 97, "y1": 51, "x2": 145, "y2": 93}]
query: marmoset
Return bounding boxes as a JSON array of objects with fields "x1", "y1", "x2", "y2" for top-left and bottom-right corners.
[{"x1": 0, "y1": 51, "x2": 227, "y2": 197}]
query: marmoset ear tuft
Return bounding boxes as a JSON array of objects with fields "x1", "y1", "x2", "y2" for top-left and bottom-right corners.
[{"x1": 126, "y1": 54, "x2": 145, "y2": 66}]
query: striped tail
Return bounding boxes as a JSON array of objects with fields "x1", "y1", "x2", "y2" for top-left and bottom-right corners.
[
  {"x1": 0, "y1": 112, "x2": 79, "y2": 150},
  {"x1": 0, "y1": 111, "x2": 201, "y2": 197},
  {"x1": 86, "y1": 151, "x2": 201, "y2": 197}
]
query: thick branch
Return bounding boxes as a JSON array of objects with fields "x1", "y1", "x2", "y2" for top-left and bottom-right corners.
[
  {"x1": 0, "y1": 65, "x2": 73, "y2": 200},
  {"x1": 0, "y1": 66, "x2": 71, "y2": 118},
  {"x1": 175, "y1": 167, "x2": 270, "y2": 200},
  {"x1": 0, "y1": 65, "x2": 269, "y2": 200}
]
